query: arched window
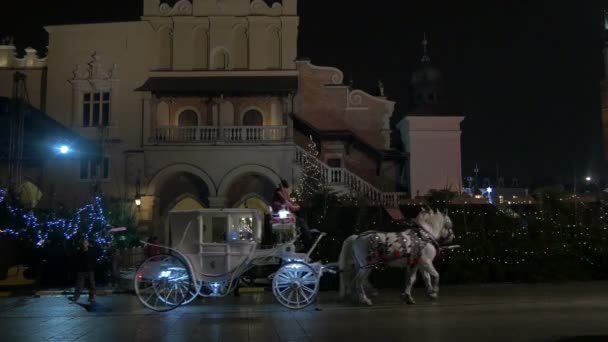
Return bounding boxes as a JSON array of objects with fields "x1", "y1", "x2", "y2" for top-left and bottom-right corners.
[
  {"x1": 178, "y1": 110, "x2": 199, "y2": 126},
  {"x1": 242, "y1": 110, "x2": 263, "y2": 126},
  {"x1": 212, "y1": 49, "x2": 229, "y2": 70}
]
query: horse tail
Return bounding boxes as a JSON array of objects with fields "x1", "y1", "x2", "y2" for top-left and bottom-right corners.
[
  {"x1": 338, "y1": 235, "x2": 357, "y2": 271},
  {"x1": 338, "y1": 235, "x2": 357, "y2": 300}
]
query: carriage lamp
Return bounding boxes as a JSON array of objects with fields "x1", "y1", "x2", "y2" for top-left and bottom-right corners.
[
  {"x1": 585, "y1": 176, "x2": 592, "y2": 182},
  {"x1": 135, "y1": 195, "x2": 141, "y2": 207},
  {"x1": 210, "y1": 282, "x2": 221, "y2": 295},
  {"x1": 278, "y1": 208, "x2": 290, "y2": 219}
]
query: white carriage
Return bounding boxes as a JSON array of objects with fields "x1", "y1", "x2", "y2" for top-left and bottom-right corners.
[{"x1": 134, "y1": 208, "x2": 329, "y2": 311}]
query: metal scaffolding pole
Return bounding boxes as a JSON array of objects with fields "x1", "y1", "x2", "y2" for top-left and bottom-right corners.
[{"x1": 8, "y1": 72, "x2": 29, "y2": 196}]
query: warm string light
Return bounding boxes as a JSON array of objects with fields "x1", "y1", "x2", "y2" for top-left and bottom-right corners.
[{"x1": 304, "y1": 201, "x2": 608, "y2": 271}]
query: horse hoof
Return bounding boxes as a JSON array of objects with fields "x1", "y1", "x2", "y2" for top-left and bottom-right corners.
[
  {"x1": 402, "y1": 295, "x2": 416, "y2": 305},
  {"x1": 426, "y1": 293, "x2": 438, "y2": 301},
  {"x1": 360, "y1": 298, "x2": 373, "y2": 306}
]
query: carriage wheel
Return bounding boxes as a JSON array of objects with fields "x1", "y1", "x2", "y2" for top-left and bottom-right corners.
[
  {"x1": 134, "y1": 254, "x2": 193, "y2": 312},
  {"x1": 173, "y1": 255, "x2": 201, "y2": 306},
  {"x1": 180, "y1": 280, "x2": 201, "y2": 306},
  {"x1": 272, "y1": 262, "x2": 320, "y2": 310}
]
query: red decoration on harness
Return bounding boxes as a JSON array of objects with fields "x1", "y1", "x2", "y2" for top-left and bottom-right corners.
[
  {"x1": 394, "y1": 250, "x2": 401, "y2": 258},
  {"x1": 409, "y1": 257, "x2": 419, "y2": 266}
]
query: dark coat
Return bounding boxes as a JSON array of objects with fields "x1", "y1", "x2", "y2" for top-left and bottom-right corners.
[{"x1": 76, "y1": 248, "x2": 96, "y2": 272}]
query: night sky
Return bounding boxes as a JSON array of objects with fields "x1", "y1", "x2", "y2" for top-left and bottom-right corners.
[{"x1": 1, "y1": 0, "x2": 605, "y2": 188}]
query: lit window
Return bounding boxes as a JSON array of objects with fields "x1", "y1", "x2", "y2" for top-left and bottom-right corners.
[
  {"x1": 82, "y1": 91, "x2": 110, "y2": 127},
  {"x1": 80, "y1": 157, "x2": 110, "y2": 180}
]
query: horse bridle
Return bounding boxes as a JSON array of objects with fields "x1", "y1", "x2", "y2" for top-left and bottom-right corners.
[
  {"x1": 442, "y1": 224, "x2": 455, "y2": 244},
  {"x1": 418, "y1": 220, "x2": 454, "y2": 247}
]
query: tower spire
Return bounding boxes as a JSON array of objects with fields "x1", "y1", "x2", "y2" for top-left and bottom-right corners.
[{"x1": 421, "y1": 32, "x2": 430, "y2": 63}]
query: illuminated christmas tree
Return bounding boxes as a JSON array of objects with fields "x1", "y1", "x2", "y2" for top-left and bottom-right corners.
[
  {"x1": 0, "y1": 188, "x2": 138, "y2": 260},
  {"x1": 294, "y1": 135, "x2": 327, "y2": 205}
]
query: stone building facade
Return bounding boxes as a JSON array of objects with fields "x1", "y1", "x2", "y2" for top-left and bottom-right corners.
[{"x1": 1, "y1": 0, "x2": 436, "y2": 239}]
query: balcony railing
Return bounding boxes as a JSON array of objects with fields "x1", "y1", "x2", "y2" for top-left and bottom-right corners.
[
  {"x1": 151, "y1": 125, "x2": 289, "y2": 143},
  {"x1": 295, "y1": 145, "x2": 408, "y2": 207}
]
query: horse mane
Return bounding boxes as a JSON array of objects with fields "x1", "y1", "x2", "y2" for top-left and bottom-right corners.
[{"x1": 415, "y1": 207, "x2": 445, "y2": 238}]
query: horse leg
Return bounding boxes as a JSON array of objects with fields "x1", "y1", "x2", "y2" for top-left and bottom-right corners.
[
  {"x1": 402, "y1": 265, "x2": 418, "y2": 305},
  {"x1": 421, "y1": 270, "x2": 433, "y2": 298},
  {"x1": 420, "y1": 261, "x2": 440, "y2": 300},
  {"x1": 351, "y1": 239, "x2": 373, "y2": 306},
  {"x1": 362, "y1": 269, "x2": 378, "y2": 297},
  {"x1": 339, "y1": 268, "x2": 348, "y2": 301},
  {"x1": 340, "y1": 267, "x2": 357, "y2": 302},
  {"x1": 354, "y1": 267, "x2": 373, "y2": 306}
]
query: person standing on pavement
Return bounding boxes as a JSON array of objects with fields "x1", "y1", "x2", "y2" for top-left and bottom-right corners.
[
  {"x1": 70, "y1": 238, "x2": 97, "y2": 305},
  {"x1": 110, "y1": 246, "x2": 121, "y2": 289}
]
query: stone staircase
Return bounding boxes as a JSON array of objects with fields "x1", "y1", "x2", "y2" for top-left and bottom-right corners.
[{"x1": 294, "y1": 146, "x2": 408, "y2": 208}]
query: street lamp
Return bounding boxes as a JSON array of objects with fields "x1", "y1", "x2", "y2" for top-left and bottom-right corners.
[
  {"x1": 135, "y1": 195, "x2": 141, "y2": 207},
  {"x1": 585, "y1": 176, "x2": 592, "y2": 182},
  {"x1": 58, "y1": 145, "x2": 70, "y2": 154}
]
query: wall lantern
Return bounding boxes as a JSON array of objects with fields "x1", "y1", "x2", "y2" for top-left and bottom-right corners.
[{"x1": 135, "y1": 180, "x2": 141, "y2": 207}]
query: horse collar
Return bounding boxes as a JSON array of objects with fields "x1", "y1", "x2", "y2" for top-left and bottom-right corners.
[{"x1": 416, "y1": 225, "x2": 440, "y2": 249}]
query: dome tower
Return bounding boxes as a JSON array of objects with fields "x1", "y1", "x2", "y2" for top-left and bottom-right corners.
[{"x1": 410, "y1": 33, "x2": 443, "y2": 107}]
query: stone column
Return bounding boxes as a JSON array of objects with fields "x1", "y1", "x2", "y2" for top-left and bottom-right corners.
[
  {"x1": 142, "y1": 93, "x2": 155, "y2": 144},
  {"x1": 216, "y1": 97, "x2": 224, "y2": 142},
  {"x1": 137, "y1": 195, "x2": 157, "y2": 221},
  {"x1": 283, "y1": 95, "x2": 294, "y2": 141}
]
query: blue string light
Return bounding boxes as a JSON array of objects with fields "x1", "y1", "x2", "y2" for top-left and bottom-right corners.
[{"x1": 0, "y1": 188, "x2": 114, "y2": 261}]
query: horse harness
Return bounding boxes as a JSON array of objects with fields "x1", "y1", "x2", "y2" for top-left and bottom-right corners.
[{"x1": 360, "y1": 225, "x2": 440, "y2": 268}]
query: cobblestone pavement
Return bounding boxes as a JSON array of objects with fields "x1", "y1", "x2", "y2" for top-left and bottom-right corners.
[{"x1": 1, "y1": 282, "x2": 608, "y2": 341}]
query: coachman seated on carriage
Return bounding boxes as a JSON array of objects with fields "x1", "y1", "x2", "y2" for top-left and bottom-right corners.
[{"x1": 270, "y1": 180, "x2": 314, "y2": 248}]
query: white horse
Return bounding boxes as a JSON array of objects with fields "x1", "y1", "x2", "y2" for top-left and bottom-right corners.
[{"x1": 338, "y1": 208, "x2": 455, "y2": 306}]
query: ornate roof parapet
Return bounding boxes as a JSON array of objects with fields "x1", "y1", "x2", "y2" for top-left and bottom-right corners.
[
  {"x1": 250, "y1": 0, "x2": 282, "y2": 15},
  {"x1": 159, "y1": 0, "x2": 193, "y2": 16},
  {"x1": 296, "y1": 59, "x2": 344, "y2": 85},
  {"x1": 143, "y1": 0, "x2": 295, "y2": 17},
  {"x1": 0, "y1": 40, "x2": 47, "y2": 69},
  {"x1": 70, "y1": 52, "x2": 119, "y2": 89}
]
